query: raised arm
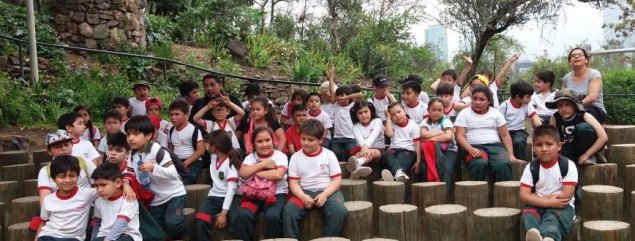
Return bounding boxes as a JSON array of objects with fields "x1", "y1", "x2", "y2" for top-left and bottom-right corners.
[
  {"x1": 223, "y1": 95, "x2": 245, "y2": 122},
  {"x1": 456, "y1": 56, "x2": 473, "y2": 87},
  {"x1": 193, "y1": 100, "x2": 214, "y2": 127},
  {"x1": 495, "y1": 53, "x2": 520, "y2": 87}
]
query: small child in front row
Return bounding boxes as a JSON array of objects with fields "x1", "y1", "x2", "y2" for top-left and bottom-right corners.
[
  {"x1": 286, "y1": 104, "x2": 308, "y2": 155},
  {"x1": 283, "y1": 119, "x2": 347, "y2": 238},
  {"x1": 382, "y1": 102, "x2": 421, "y2": 182},
  {"x1": 168, "y1": 100, "x2": 206, "y2": 184},
  {"x1": 420, "y1": 98, "x2": 457, "y2": 191},
  {"x1": 307, "y1": 92, "x2": 333, "y2": 148},
  {"x1": 195, "y1": 130, "x2": 241, "y2": 241},
  {"x1": 91, "y1": 162, "x2": 142, "y2": 241},
  {"x1": 520, "y1": 125, "x2": 578, "y2": 241},
  {"x1": 499, "y1": 80, "x2": 543, "y2": 161},
  {"x1": 530, "y1": 71, "x2": 557, "y2": 125},
  {"x1": 347, "y1": 101, "x2": 384, "y2": 179}
]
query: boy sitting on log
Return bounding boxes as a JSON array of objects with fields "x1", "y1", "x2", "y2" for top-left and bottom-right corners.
[{"x1": 519, "y1": 125, "x2": 578, "y2": 241}]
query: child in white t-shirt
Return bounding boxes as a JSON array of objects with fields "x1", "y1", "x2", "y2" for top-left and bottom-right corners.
[
  {"x1": 307, "y1": 92, "x2": 333, "y2": 148},
  {"x1": 530, "y1": 71, "x2": 557, "y2": 124},
  {"x1": 499, "y1": 80, "x2": 542, "y2": 161},
  {"x1": 382, "y1": 103, "x2": 421, "y2": 182},
  {"x1": 435, "y1": 83, "x2": 459, "y2": 121},
  {"x1": 129, "y1": 81, "x2": 151, "y2": 117},
  {"x1": 401, "y1": 80, "x2": 428, "y2": 125},
  {"x1": 74, "y1": 105, "x2": 101, "y2": 147},
  {"x1": 193, "y1": 95, "x2": 245, "y2": 150},
  {"x1": 367, "y1": 75, "x2": 396, "y2": 122},
  {"x1": 347, "y1": 101, "x2": 384, "y2": 179},
  {"x1": 168, "y1": 100, "x2": 206, "y2": 185},
  {"x1": 58, "y1": 112, "x2": 101, "y2": 165},
  {"x1": 98, "y1": 110, "x2": 123, "y2": 159}
]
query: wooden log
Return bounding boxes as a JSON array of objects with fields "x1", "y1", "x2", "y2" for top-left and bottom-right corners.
[
  {"x1": 23, "y1": 179, "x2": 37, "y2": 197},
  {"x1": 342, "y1": 201, "x2": 373, "y2": 241},
  {"x1": 624, "y1": 165, "x2": 635, "y2": 220},
  {"x1": 261, "y1": 239, "x2": 298, "y2": 241},
  {"x1": 371, "y1": 181, "x2": 404, "y2": 235},
  {"x1": 580, "y1": 163, "x2": 618, "y2": 187},
  {"x1": 581, "y1": 185, "x2": 623, "y2": 222},
  {"x1": 564, "y1": 217, "x2": 580, "y2": 241},
  {"x1": 195, "y1": 167, "x2": 211, "y2": 184},
  {"x1": 473, "y1": 207, "x2": 521, "y2": 241},
  {"x1": 0, "y1": 181, "x2": 19, "y2": 206},
  {"x1": 605, "y1": 125, "x2": 635, "y2": 146},
  {"x1": 339, "y1": 162, "x2": 350, "y2": 179},
  {"x1": 300, "y1": 209, "x2": 324, "y2": 241},
  {"x1": 582, "y1": 220, "x2": 630, "y2": 241},
  {"x1": 0, "y1": 163, "x2": 35, "y2": 184},
  {"x1": 494, "y1": 181, "x2": 521, "y2": 209},
  {"x1": 310, "y1": 238, "x2": 350, "y2": 241},
  {"x1": 340, "y1": 179, "x2": 368, "y2": 202},
  {"x1": 7, "y1": 222, "x2": 30, "y2": 241},
  {"x1": 0, "y1": 150, "x2": 29, "y2": 167},
  {"x1": 9, "y1": 196, "x2": 39, "y2": 225},
  {"x1": 608, "y1": 144, "x2": 635, "y2": 188},
  {"x1": 185, "y1": 184, "x2": 211, "y2": 209},
  {"x1": 363, "y1": 162, "x2": 384, "y2": 200},
  {"x1": 411, "y1": 182, "x2": 447, "y2": 240},
  {"x1": 424, "y1": 204, "x2": 467, "y2": 241},
  {"x1": 455, "y1": 181, "x2": 488, "y2": 239},
  {"x1": 378, "y1": 204, "x2": 418, "y2": 241},
  {"x1": 524, "y1": 143, "x2": 533, "y2": 162},
  {"x1": 362, "y1": 239, "x2": 397, "y2": 241},
  {"x1": 511, "y1": 161, "x2": 528, "y2": 181},
  {"x1": 632, "y1": 191, "x2": 635, "y2": 241},
  {"x1": 31, "y1": 149, "x2": 51, "y2": 168},
  {"x1": 0, "y1": 201, "x2": 5, "y2": 241}
]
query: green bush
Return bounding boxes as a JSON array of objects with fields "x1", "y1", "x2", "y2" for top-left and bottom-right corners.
[
  {"x1": 246, "y1": 34, "x2": 297, "y2": 68},
  {"x1": 284, "y1": 50, "x2": 326, "y2": 83},
  {"x1": 0, "y1": 2, "x2": 64, "y2": 60},
  {"x1": 208, "y1": 44, "x2": 231, "y2": 63},
  {"x1": 602, "y1": 69, "x2": 635, "y2": 124},
  {"x1": 148, "y1": 42, "x2": 175, "y2": 60},
  {"x1": 146, "y1": 14, "x2": 176, "y2": 44}
]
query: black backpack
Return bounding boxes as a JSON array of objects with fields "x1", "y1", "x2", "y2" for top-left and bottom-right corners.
[
  {"x1": 168, "y1": 125, "x2": 208, "y2": 175},
  {"x1": 131, "y1": 143, "x2": 188, "y2": 180},
  {"x1": 529, "y1": 155, "x2": 581, "y2": 207}
]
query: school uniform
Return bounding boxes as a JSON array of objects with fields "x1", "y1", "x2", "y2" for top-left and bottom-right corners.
[
  {"x1": 352, "y1": 118, "x2": 385, "y2": 150},
  {"x1": 128, "y1": 98, "x2": 147, "y2": 117},
  {"x1": 368, "y1": 96, "x2": 391, "y2": 122},
  {"x1": 307, "y1": 109, "x2": 333, "y2": 148},
  {"x1": 331, "y1": 102, "x2": 356, "y2": 162},
  {"x1": 282, "y1": 148, "x2": 347, "y2": 238},
  {"x1": 385, "y1": 119, "x2": 420, "y2": 175},
  {"x1": 404, "y1": 100, "x2": 428, "y2": 125},
  {"x1": 37, "y1": 187, "x2": 98, "y2": 240},
  {"x1": 72, "y1": 138, "x2": 100, "y2": 162},
  {"x1": 420, "y1": 117, "x2": 457, "y2": 190},
  {"x1": 93, "y1": 194, "x2": 142, "y2": 241},
  {"x1": 499, "y1": 99, "x2": 537, "y2": 160},
  {"x1": 202, "y1": 118, "x2": 240, "y2": 149},
  {"x1": 81, "y1": 126, "x2": 101, "y2": 143},
  {"x1": 530, "y1": 90, "x2": 557, "y2": 124},
  {"x1": 285, "y1": 125, "x2": 302, "y2": 153},
  {"x1": 37, "y1": 156, "x2": 96, "y2": 193},
  {"x1": 169, "y1": 123, "x2": 204, "y2": 184}
]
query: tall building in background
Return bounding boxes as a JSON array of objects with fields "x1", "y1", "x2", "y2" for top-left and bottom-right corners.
[
  {"x1": 425, "y1": 25, "x2": 448, "y2": 62},
  {"x1": 603, "y1": 1, "x2": 635, "y2": 48}
]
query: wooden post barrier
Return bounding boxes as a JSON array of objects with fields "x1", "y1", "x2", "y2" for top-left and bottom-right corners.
[
  {"x1": 411, "y1": 182, "x2": 447, "y2": 239},
  {"x1": 524, "y1": 143, "x2": 533, "y2": 162},
  {"x1": 339, "y1": 162, "x2": 350, "y2": 179},
  {"x1": 371, "y1": 181, "x2": 404, "y2": 235},
  {"x1": 582, "y1": 220, "x2": 630, "y2": 241},
  {"x1": 609, "y1": 144, "x2": 635, "y2": 188},
  {"x1": 31, "y1": 149, "x2": 51, "y2": 168},
  {"x1": 0, "y1": 201, "x2": 5, "y2": 241},
  {"x1": 632, "y1": 191, "x2": 635, "y2": 240},
  {"x1": 624, "y1": 165, "x2": 635, "y2": 220},
  {"x1": 455, "y1": 181, "x2": 488, "y2": 239},
  {"x1": 23, "y1": 179, "x2": 37, "y2": 197},
  {"x1": 195, "y1": 167, "x2": 211, "y2": 185},
  {"x1": 342, "y1": 201, "x2": 373, "y2": 241},
  {"x1": 581, "y1": 185, "x2": 623, "y2": 222},
  {"x1": 6, "y1": 222, "x2": 29, "y2": 241},
  {"x1": 0, "y1": 163, "x2": 35, "y2": 185},
  {"x1": 261, "y1": 239, "x2": 298, "y2": 241},
  {"x1": 341, "y1": 179, "x2": 368, "y2": 202},
  {"x1": 494, "y1": 181, "x2": 521, "y2": 209},
  {"x1": 362, "y1": 162, "x2": 383, "y2": 200},
  {"x1": 310, "y1": 238, "x2": 350, "y2": 241},
  {"x1": 0, "y1": 150, "x2": 29, "y2": 167},
  {"x1": 0, "y1": 181, "x2": 19, "y2": 206},
  {"x1": 9, "y1": 196, "x2": 38, "y2": 225},
  {"x1": 605, "y1": 125, "x2": 635, "y2": 146},
  {"x1": 580, "y1": 163, "x2": 618, "y2": 187},
  {"x1": 377, "y1": 204, "x2": 418, "y2": 241},
  {"x1": 299, "y1": 209, "x2": 324, "y2": 241},
  {"x1": 473, "y1": 207, "x2": 521, "y2": 241},
  {"x1": 185, "y1": 184, "x2": 211, "y2": 209},
  {"x1": 511, "y1": 161, "x2": 528, "y2": 181},
  {"x1": 424, "y1": 204, "x2": 468, "y2": 241},
  {"x1": 362, "y1": 239, "x2": 397, "y2": 241},
  {"x1": 564, "y1": 217, "x2": 580, "y2": 241},
  {"x1": 182, "y1": 207, "x2": 196, "y2": 241}
]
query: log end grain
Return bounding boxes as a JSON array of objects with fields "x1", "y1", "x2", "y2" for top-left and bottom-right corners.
[
  {"x1": 425, "y1": 204, "x2": 467, "y2": 215},
  {"x1": 583, "y1": 220, "x2": 630, "y2": 231},
  {"x1": 473, "y1": 207, "x2": 521, "y2": 217}
]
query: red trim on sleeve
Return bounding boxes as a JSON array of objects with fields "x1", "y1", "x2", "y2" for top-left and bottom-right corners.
[
  {"x1": 227, "y1": 177, "x2": 238, "y2": 182},
  {"x1": 330, "y1": 173, "x2": 342, "y2": 179},
  {"x1": 413, "y1": 137, "x2": 421, "y2": 142},
  {"x1": 520, "y1": 183, "x2": 533, "y2": 189},
  {"x1": 116, "y1": 215, "x2": 131, "y2": 222},
  {"x1": 38, "y1": 186, "x2": 53, "y2": 192},
  {"x1": 288, "y1": 176, "x2": 300, "y2": 180},
  {"x1": 528, "y1": 112, "x2": 537, "y2": 117},
  {"x1": 563, "y1": 182, "x2": 577, "y2": 186}
]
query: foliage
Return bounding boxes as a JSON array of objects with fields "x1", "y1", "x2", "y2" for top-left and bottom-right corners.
[
  {"x1": 284, "y1": 49, "x2": 326, "y2": 83},
  {"x1": 521, "y1": 54, "x2": 569, "y2": 90},
  {"x1": 208, "y1": 44, "x2": 231, "y2": 63},
  {"x1": 272, "y1": 14, "x2": 296, "y2": 41},
  {"x1": 146, "y1": 14, "x2": 176, "y2": 44},
  {"x1": 602, "y1": 69, "x2": 635, "y2": 124},
  {"x1": 148, "y1": 42, "x2": 175, "y2": 60},
  {"x1": 246, "y1": 34, "x2": 297, "y2": 68},
  {"x1": 0, "y1": 2, "x2": 64, "y2": 60}
]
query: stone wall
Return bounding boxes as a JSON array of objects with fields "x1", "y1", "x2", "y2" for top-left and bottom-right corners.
[{"x1": 49, "y1": 0, "x2": 146, "y2": 50}]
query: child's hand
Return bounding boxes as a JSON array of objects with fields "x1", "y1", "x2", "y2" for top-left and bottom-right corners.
[
  {"x1": 215, "y1": 212, "x2": 228, "y2": 229},
  {"x1": 467, "y1": 148, "x2": 482, "y2": 158},
  {"x1": 301, "y1": 194, "x2": 315, "y2": 209},
  {"x1": 464, "y1": 55, "x2": 473, "y2": 65},
  {"x1": 139, "y1": 161, "x2": 155, "y2": 173},
  {"x1": 509, "y1": 53, "x2": 520, "y2": 62},
  {"x1": 314, "y1": 193, "x2": 327, "y2": 208},
  {"x1": 411, "y1": 161, "x2": 421, "y2": 175},
  {"x1": 384, "y1": 109, "x2": 391, "y2": 120},
  {"x1": 206, "y1": 99, "x2": 218, "y2": 108},
  {"x1": 260, "y1": 159, "x2": 276, "y2": 169},
  {"x1": 577, "y1": 154, "x2": 590, "y2": 165},
  {"x1": 220, "y1": 95, "x2": 230, "y2": 104},
  {"x1": 122, "y1": 182, "x2": 137, "y2": 201},
  {"x1": 509, "y1": 155, "x2": 520, "y2": 163},
  {"x1": 546, "y1": 195, "x2": 569, "y2": 209}
]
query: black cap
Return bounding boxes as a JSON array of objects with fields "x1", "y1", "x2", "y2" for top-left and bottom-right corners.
[{"x1": 372, "y1": 76, "x2": 390, "y2": 87}]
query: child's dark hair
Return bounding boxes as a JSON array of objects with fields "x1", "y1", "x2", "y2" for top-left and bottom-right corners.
[
  {"x1": 124, "y1": 115, "x2": 155, "y2": 136},
  {"x1": 103, "y1": 110, "x2": 122, "y2": 123},
  {"x1": 350, "y1": 101, "x2": 378, "y2": 124},
  {"x1": 205, "y1": 130, "x2": 242, "y2": 168},
  {"x1": 308, "y1": 92, "x2": 321, "y2": 101},
  {"x1": 73, "y1": 105, "x2": 95, "y2": 141},
  {"x1": 335, "y1": 85, "x2": 353, "y2": 97},
  {"x1": 244, "y1": 82, "x2": 262, "y2": 99},
  {"x1": 428, "y1": 97, "x2": 445, "y2": 108},
  {"x1": 471, "y1": 85, "x2": 494, "y2": 107},
  {"x1": 57, "y1": 112, "x2": 82, "y2": 130},
  {"x1": 107, "y1": 132, "x2": 130, "y2": 150},
  {"x1": 291, "y1": 89, "x2": 309, "y2": 103},
  {"x1": 510, "y1": 80, "x2": 534, "y2": 98},
  {"x1": 387, "y1": 102, "x2": 404, "y2": 112},
  {"x1": 179, "y1": 80, "x2": 199, "y2": 97},
  {"x1": 441, "y1": 69, "x2": 457, "y2": 81},
  {"x1": 50, "y1": 155, "x2": 81, "y2": 178},
  {"x1": 436, "y1": 82, "x2": 454, "y2": 96},
  {"x1": 291, "y1": 104, "x2": 307, "y2": 116},
  {"x1": 202, "y1": 73, "x2": 224, "y2": 85},
  {"x1": 299, "y1": 119, "x2": 325, "y2": 139},
  {"x1": 91, "y1": 162, "x2": 123, "y2": 181},
  {"x1": 535, "y1": 71, "x2": 555, "y2": 89},
  {"x1": 350, "y1": 84, "x2": 362, "y2": 93},
  {"x1": 168, "y1": 99, "x2": 190, "y2": 114},
  {"x1": 111, "y1": 97, "x2": 131, "y2": 118},
  {"x1": 251, "y1": 97, "x2": 279, "y2": 126},
  {"x1": 533, "y1": 124, "x2": 561, "y2": 143},
  {"x1": 250, "y1": 126, "x2": 275, "y2": 152},
  {"x1": 402, "y1": 81, "x2": 421, "y2": 94}
]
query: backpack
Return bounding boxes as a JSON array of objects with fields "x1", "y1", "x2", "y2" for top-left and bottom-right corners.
[
  {"x1": 131, "y1": 144, "x2": 188, "y2": 180},
  {"x1": 529, "y1": 155, "x2": 581, "y2": 207},
  {"x1": 46, "y1": 156, "x2": 90, "y2": 179},
  {"x1": 169, "y1": 125, "x2": 206, "y2": 176}
]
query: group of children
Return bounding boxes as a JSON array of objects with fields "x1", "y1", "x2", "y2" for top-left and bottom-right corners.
[{"x1": 33, "y1": 53, "x2": 607, "y2": 241}]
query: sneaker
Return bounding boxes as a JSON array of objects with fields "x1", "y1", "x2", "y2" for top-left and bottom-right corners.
[
  {"x1": 543, "y1": 237, "x2": 554, "y2": 241},
  {"x1": 595, "y1": 152, "x2": 608, "y2": 163},
  {"x1": 582, "y1": 155, "x2": 597, "y2": 166},
  {"x1": 526, "y1": 228, "x2": 542, "y2": 241},
  {"x1": 394, "y1": 169, "x2": 410, "y2": 182},
  {"x1": 381, "y1": 169, "x2": 394, "y2": 181},
  {"x1": 351, "y1": 166, "x2": 372, "y2": 179},
  {"x1": 347, "y1": 156, "x2": 359, "y2": 173}
]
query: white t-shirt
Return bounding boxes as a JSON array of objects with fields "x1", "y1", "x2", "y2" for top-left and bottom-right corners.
[
  {"x1": 368, "y1": 96, "x2": 391, "y2": 121},
  {"x1": 37, "y1": 157, "x2": 96, "y2": 193},
  {"x1": 454, "y1": 107, "x2": 507, "y2": 145},
  {"x1": 308, "y1": 110, "x2": 333, "y2": 139},
  {"x1": 353, "y1": 119, "x2": 385, "y2": 149},
  {"x1": 321, "y1": 102, "x2": 336, "y2": 125},
  {"x1": 520, "y1": 159, "x2": 578, "y2": 207},
  {"x1": 94, "y1": 196, "x2": 142, "y2": 241},
  {"x1": 419, "y1": 92, "x2": 430, "y2": 105},
  {"x1": 98, "y1": 136, "x2": 108, "y2": 154},
  {"x1": 288, "y1": 148, "x2": 341, "y2": 192},
  {"x1": 128, "y1": 98, "x2": 147, "y2": 117},
  {"x1": 404, "y1": 101, "x2": 428, "y2": 125},
  {"x1": 420, "y1": 116, "x2": 457, "y2": 152},
  {"x1": 208, "y1": 154, "x2": 239, "y2": 197},
  {"x1": 159, "y1": 120, "x2": 172, "y2": 135},
  {"x1": 499, "y1": 99, "x2": 537, "y2": 131},
  {"x1": 156, "y1": 132, "x2": 168, "y2": 148},
  {"x1": 128, "y1": 142, "x2": 186, "y2": 206},
  {"x1": 39, "y1": 187, "x2": 98, "y2": 240},
  {"x1": 452, "y1": 85, "x2": 462, "y2": 103},
  {"x1": 81, "y1": 126, "x2": 101, "y2": 143},
  {"x1": 333, "y1": 102, "x2": 355, "y2": 139},
  {"x1": 169, "y1": 124, "x2": 203, "y2": 160},
  {"x1": 203, "y1": 118, "x2": 240, "y2": 149},
  {"x1": 530, "y1": 91, "x2": 557, "y2": 117},
  {"x1": 490, "y1": 83, "x2": 500, "y2": 108},
  {"x1": 242, "y1": 150, "x2": 289, "y2": 194},
  {"x1": 281, "y1": 102, "x2": 292, "y2": 118},
  {"x1": 389, "y1": 119, "x2": 420, "y2": 151},
  {"x1": 444, "y1": 103, "x2": 457, "y2": 118},
  {"x1": 72, "y1": 139, "x2": 100, "y2": 161}
]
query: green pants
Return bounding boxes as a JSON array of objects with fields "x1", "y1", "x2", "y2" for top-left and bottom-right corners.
[
  {"x1": 459, "y1": 143, "x2": 512, "y2": 182},
  {"x1": 561, "y1": 122, "x2": 598, "y2": 163},
  {"x1": 282, "y1": 190, "x2": 347, "y2": 239},
  {"x1": 522, "y1": 205, "x2": 575, "y2": 241}
]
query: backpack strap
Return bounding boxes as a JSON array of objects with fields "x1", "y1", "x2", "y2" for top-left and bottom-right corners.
[
  {"x1": 155, "y1": 147, "x2": 166, "y2": 165},
  {"x1": 558, "y1": 155, "x2": 569, "y2": 177},
  {"x1": 191, "y1": 126, "x2": 199, "y2": 151},
  {"x1": 168, "y1": 126, "x2": 175, "y2": 144},
  {"x1": 529, "y1": 158, "x2": 540, "y2": 193}
]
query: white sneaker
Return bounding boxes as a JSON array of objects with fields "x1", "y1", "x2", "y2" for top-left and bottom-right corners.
[
  {"x1": 351, "y1": 166, "x2": 372, "y2": 179},
  {"x1": 526, "y1": 228, "x2": 542, "y2": 241},
  {"x1": 394, "y1": 169, "x2": 409, "y2": 182},
  {"x1": 381, "y1": 169, "x2": 394, "y2": 181},
  {"x1": 347, "y1": 156, "x2": 359, "y2": 173},
  {"x1": 543, "y1": 237, "x2": 554, "y2": 241}
]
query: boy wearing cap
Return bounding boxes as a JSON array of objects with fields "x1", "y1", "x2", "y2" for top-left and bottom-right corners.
[
  {"x1": 146, "y1": 97, "x2": 172, "y2": 135},
  {"x1": 368, "y1": 75, "x2": 396, "y2": 122},
  {"x1": 547, "y1": 89, "x2": 608, "y2": 165},
  {"x1": 129, "y1": 81, "x2": 151, "y2": 117}
]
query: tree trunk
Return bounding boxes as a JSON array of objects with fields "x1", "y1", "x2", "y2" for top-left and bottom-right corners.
[
  {"x1": 326, "y1": 0, "x2": 341, "y2": 53},
  {"x1": 471, "y1": 32, "x2": 496, "y2": 75}
]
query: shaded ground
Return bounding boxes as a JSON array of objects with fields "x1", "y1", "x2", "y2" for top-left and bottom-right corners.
[{"x1": 0, "y1": 126, "x2": 48, "y2": 150}]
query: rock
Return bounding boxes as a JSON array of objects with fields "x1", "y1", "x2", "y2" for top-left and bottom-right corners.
[
  {"x1": 107, "y1": 20, "x2": 119, "y2": 27},
  {"x1": 0, "y1": 56, "x2": 8, "y2": 66},
  {"x1": 66, "y1": 22, "x2": 78, "y2": 34},
  {"x1": 54, "y1": 14, "x2": 68, "y2": 25},
  {"x1": 96, "y1": 3, "x2": 110, "y2": 9},
  {"x1": 95, "y1": 0, "x2": 105, "y2": 3},
  {"x1": 124, "y1": 13, "x2": 139, "y2": 30},
  {"x1": 78, "y1": 23, "x2": 93, "y2": 37},
  {"x1": 100, "y1": 13, "x2": 113, "y2": 20},
  {"x1": 59, "y1": 32, "x2": 72, "y2": 40},
  {"x1": 226, "y1": 40, "x2": 247, "y2": 59},
  {"x1": 109, "y1": 28, "x2": 126, "y2": 45},
  {"x1": 86, "y1": 14, "x2": 100, "y2": 24},
  {"x1": 8, "y1": 56, "x2": 20, "y2": 65},
  {"x1": 85, "y1": 38, "x2": 98, "y2": 49},
  {"x1": 71, "y1": 11, "x2": 85, "y2": 23},
  {"x1": 93, "y1": 24, "x2": 109, "y2": 39},
  {"x1": 113, "y1": 11, "x2": 124, "y2": 21}
]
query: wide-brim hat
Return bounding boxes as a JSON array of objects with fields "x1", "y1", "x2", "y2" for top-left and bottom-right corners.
[{"x1": 545, "y1": 89, "x2": 585, "y2": 111}]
